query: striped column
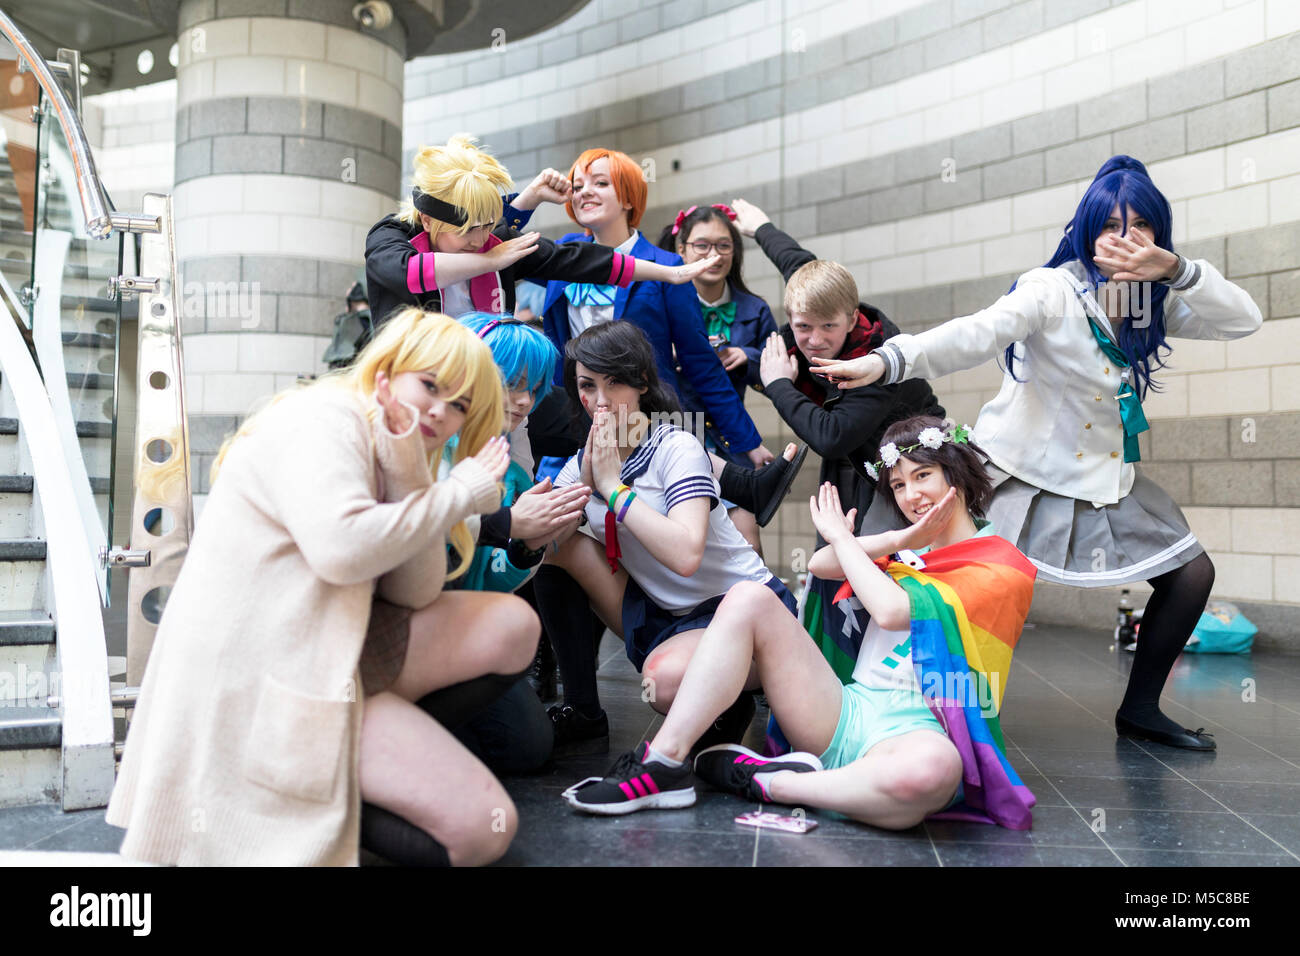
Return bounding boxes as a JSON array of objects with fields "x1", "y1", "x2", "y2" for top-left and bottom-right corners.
[{"x1": 173, "y1": 0, "x2": 407, "y2": 492}]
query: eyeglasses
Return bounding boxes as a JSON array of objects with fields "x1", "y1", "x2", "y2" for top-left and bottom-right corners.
[{"x1": 687, "y1": 240, "x2": 734, "y2": 255}]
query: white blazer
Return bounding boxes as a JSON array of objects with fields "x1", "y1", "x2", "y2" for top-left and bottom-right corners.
[{"x1": 876, "y1": 259, "x2": 1262, "y2": 505}]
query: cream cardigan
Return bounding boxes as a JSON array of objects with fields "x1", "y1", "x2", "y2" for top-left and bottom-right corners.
[{"x1": 105, "y1": 388, "x2": 500, "y2": 865}]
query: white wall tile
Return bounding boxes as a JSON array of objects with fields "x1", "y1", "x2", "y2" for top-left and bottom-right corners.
[
  {"x1": 198, "y1": 372, "x2": 278, "y2": 415},
  {"x1": 213, "y1": 55, "x2": 287, "y2": 98},
  {"x1": 237, "y1": 333, "x2": 320, "y2": 373},
  {"x1": 1140, "y1": 370, "x2": 1188, "y2": 419},
  {"x1": 1185, "y1": 0, "x2": 1265, "y2": 61},
  {"x1": 250, "y1": 19, "x2": 325, "y2": 60},
  {"x1": 1207, "y1": 550, "x2": 1272, "y2": 600},
  {"x1": 1232, "y1": 508, "x2": 1300, "y2": 555},
  {"x1": 951, "y1": 48, "x2": 1011, "y2": 95},
  {"x1": 184, "y1": 17, "x2": 251, "y2": 62},
  {"x1": 895, "y1": 211, "x2": 952, "y2": 253},
  {"x1": 183, "y1": 334, "x2": 239, "y2": 374},
  {"x1": 1186, "y1": 368, "x2": 1271, "y2": 415},
  {"x1": 1149, "y1": 150, "x2": 1227, "y2": 201},
  {"x1": 1012, "y1": 25, "x2": 1078, "y2": 80},
  {"x1": 1226, "y1": 128, "x2": 1300, "y2": 186},
  {"x1": 925, "y1": 242, "x2": 983, "y2": 285},
  {"x1": 1012, "y1": 183, "x2": 1079, "y2": 232},
  {"x1": 1224, "y1": 318, "x2": 1300, "y2": 369},
  {"x1": 983, "y1": 75, "x2": 1044, "y2": 126},
  {"x1": 1185, "y1": 183, "x2": 1270, "y2": 239},
  {"x1": 952, "y1": 199, "x2": 1013, "y2": 244}
]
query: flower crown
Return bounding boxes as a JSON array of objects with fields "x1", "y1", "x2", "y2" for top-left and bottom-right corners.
[
  {"x1": 864, "y1": 423, "x2": 972, "y2": 481},
  {"x1": 672, "y1": 203, "x2": 737, "y2": 234}
]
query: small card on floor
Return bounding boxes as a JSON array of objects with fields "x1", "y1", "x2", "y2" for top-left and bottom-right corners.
[{"x1": 735, "y1": 810, "x2": 818, "y2": 834}]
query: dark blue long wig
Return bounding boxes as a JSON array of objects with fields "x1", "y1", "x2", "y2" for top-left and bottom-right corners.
[{"x1": 1005, "y1": 155, "x2": 1175, "y2": 398}]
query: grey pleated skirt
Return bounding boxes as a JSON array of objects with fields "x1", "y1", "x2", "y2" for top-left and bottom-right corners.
[{"x1": 984, "y1": 463, "x2": 1203, "y2": 587}]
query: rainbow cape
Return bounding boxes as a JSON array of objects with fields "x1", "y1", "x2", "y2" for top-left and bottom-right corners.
[{"x1": 830, "y1": 533, "x2": 1038, "y2": 829}]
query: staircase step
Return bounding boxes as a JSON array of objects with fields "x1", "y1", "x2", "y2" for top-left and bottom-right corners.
[
  {"x1": 0, "y1": 418, "x2": 112, "y2": 439},
  {"x1": 0, "y1": 474, "x2": 108, "y2": 495},
  {"x1": 0, "y1": 541, "x2": 46, "y2": 562},
  {"x1": 0, "y1": 611, "x2": 54, "y2": 646},
  {"x1": 0, "y1": 705, "x2": 61, "y2": 751}
]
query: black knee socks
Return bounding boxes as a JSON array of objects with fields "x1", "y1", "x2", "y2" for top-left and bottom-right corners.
[
  {"x1": 360, "y1": 803, "x2": 451, "y2": 867},
  {"x1": 534, "y1": 564, "x2": 604, "y2": 717},
  {"x1": 1118, "y1": 553, "x2": 1216, "y2": 733},
  {"x1": 416, "y1": 669, "x2": 528, "y2": 728}
]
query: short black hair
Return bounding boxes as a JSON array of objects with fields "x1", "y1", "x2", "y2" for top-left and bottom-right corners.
[
  {"x1": 563, "y1": 321, "x2": 682, "y2": 423},
  {"x1": 875, "y1": 415, "x2": 993, "y2": 523}
]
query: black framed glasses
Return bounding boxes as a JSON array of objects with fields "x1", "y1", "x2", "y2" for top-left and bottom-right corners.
[{"x1": 687, "y1": 240, "x2": 734, "y2": 255}]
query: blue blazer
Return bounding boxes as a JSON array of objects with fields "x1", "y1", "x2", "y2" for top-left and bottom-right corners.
[{"x1": 540, "y1": 233, "x2": 763, "y2": 454}]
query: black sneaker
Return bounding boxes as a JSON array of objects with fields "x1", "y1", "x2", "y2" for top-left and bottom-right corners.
[
  {"x1": 562, "y1": 742, "x2": 696, "y2": 815},
  {"x1": 694, "y1": 744, "x2": 823, "y2": 803},
  {"x1": 690, "y1": 692, "x2": 756, "y2": 753},
  {"x1": 548, "y1": 703, "x2": 609, "y2": 757}
]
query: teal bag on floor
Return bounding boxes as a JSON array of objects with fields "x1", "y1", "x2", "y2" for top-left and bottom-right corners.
[{"x1": 1183, "y1": 601, "x2": 1256, "y2": 654}]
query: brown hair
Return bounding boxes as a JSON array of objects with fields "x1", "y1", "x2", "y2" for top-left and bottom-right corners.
[{"x1": 875, "y1": 415, "x2": 993, "y2": 523}]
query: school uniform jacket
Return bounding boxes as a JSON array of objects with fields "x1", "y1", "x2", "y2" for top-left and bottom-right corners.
[
  {"x1": 749, "y1": 222, "x2": 944, "y2": 531},
  {"x1": 364, "y1": 211, "x2": 637, "y2": 327},
  {"x1": 873, "y1": 259, "x2": 1263, "y2": 505},
  {"x1": 540, "y1": 232, "x2": 763, "y2": 454}
]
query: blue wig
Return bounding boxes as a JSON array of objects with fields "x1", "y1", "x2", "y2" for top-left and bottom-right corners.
[
  {"x1": 1005, "y1": 155, "x2": 1174, "y2": 398},
  {"x1": 459, "y1": 311, "x2": 559, "y2": 403}
]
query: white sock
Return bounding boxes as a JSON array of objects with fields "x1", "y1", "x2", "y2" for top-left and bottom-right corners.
[{"x1": 645, "y1": 743, "x2": 684, "y2": 768}]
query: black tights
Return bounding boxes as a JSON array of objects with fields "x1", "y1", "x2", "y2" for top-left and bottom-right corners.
[
  {"x1": 360, "y1": 669, "x2": 526, "y2": 866},
  {"x1": 534, "y1": 564, "x2": 606, "y2": 717},
  {"x1": 1117, "y1": 552, "x2": 1215, "y2": 733}
]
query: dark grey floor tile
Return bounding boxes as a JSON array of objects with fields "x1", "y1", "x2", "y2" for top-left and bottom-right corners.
[
  {"x1": 935, "y1": 842, "x2": 1121, "y2": 866},
  {"x1": 1237, "y1": 814, "x2": 1300, "y2": 856},
  {"x1": 1195, "y1": 780, "x2": 1300, "y2": 816},
  {"x1": 1014, "y1": 745, "x2": 1181, "y2": 779},
  {"x1": 924, "y1": 805, "x2": 1103, "y2": 848},
  {"x1": 499, "y1": 827, "x2": 757, "y2": 866},
  {"x1": 755, "y1": 831, "x2": 940, "y2": 866},
  {"x1": 0, "y1": 804, "x2": 115, "y2": 851},
  {"x1": 1050, "y1": 775, "x2": 1226, "y2": 812},
  {"x1": 24, "y1": 812, "x2": 122, "y2": 853},
  {"x1": 1148, "y1": 750, "x2": 1300, "y2": 784},
  {"x1": 1114, "y1": 848, "x2": 1295, "y2": 866},
  {"x1": 1092, "y1": 809, "x2": 1288, "y2": 854}
]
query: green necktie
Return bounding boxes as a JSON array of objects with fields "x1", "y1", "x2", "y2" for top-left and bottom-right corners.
[
  {"x1": 702, "y1": 301, "x2": 736, "y2": 340},
  {"x1": 1086, "y1": 318, "x2": 1149, "y2": 463}
]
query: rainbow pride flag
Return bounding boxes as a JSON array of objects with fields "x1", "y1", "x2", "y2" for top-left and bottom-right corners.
[{"x1": 832, "y1": 534, "x2": 1038, "y2": 829}]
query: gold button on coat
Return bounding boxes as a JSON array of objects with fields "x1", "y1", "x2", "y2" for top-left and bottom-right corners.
[{"x1": 1110, "y1": 451, "x2": 1119, "y2": 458}]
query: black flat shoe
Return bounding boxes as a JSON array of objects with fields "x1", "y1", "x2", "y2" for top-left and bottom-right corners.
[
  {"x1": 1115, "y1": 713, "x2": 1216, "y2": 751},
  {"x1": 756, "y1": 444, "x2": 808, "y2": 527}
]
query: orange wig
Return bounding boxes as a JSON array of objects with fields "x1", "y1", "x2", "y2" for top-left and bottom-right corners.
[{"x1": 565, "y1": 148, "x2": 648, "y2": 230}]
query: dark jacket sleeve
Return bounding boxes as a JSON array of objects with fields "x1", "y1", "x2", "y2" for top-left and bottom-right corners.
[
  {"x1": 508, "y1": 228, "x2": 633, "y2": 287},
  {"x1": 754, "y1": 222, "x2": 818, "y2": 283},
  {"x1": 665, "y1": 279, "x2": 763, "y2": 453},
  {"x1": 763, "y1": 378, "x2": 901, "y2": 460},
  {"x1": 365, "y1": 216, "x2": 424, "y2": 325},
  {"x1": 477, "y1": 507, "x2": 512, "y2": 548},
  {"x1": 743, "y1": 301, "x2": 778, "y2": 387}
]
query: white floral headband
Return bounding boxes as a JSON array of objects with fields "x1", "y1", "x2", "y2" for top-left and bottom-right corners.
[{"x1": 864, "y1": 423, "x2": 972, "y2": 481}]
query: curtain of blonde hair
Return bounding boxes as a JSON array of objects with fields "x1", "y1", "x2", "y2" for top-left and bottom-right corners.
[
  {"x1": 211, "y1": 308, "x2": 505, "y2": 580},
  {"x1": 397, "y1": 133, "x2": 513, "y2": 240}
]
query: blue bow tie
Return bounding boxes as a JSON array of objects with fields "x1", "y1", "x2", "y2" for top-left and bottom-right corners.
[{"x1": 565, "y1": 282, "x2": 616, "y2": 307}]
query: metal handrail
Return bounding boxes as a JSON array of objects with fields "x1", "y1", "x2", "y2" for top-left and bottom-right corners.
[{"x1": 0, "y1": 9, "x2": 113, "y2": 238}]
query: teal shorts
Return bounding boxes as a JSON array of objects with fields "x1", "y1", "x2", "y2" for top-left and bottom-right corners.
[
  {"x1": 819, "y1": 681, "x2": 947, "y2": 769},
  {"x1": 816, "y1": 681, "x2": 965, "y2": 812}
]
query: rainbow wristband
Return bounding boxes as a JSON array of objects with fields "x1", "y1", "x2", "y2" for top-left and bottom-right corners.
[
  {"x1": 607, "y1": 483, "x2": 631, "y2": 512},
  {"x1": 616, "y1": 491, "x2": 637, "y2": 522}
]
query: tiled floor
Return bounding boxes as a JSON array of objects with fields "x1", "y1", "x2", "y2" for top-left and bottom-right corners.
[{"x1": 3, "y1": 622, "x2": 1297, "y2": 866}]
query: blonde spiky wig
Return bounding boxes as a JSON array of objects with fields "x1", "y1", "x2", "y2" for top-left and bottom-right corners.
[
  {"x1": 212, "y1": 307, "x2": 505, "y2": 581},
  {"x1": 398, "y1": 133, "x2": 513, "y2": 240}
]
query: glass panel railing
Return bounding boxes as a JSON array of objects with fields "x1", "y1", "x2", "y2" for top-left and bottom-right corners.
[
  {"x1": 30, "y1": 85, "x2": 119, "y2": 602},
  {"x1": 0, "y1": 43, "x2": 40, "y2": 329}
]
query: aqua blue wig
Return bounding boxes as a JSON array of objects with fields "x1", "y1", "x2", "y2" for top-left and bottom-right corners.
[
  {"x1": 459, "y1": 311, "x2": 559, "y2": 404},
  {"x1": 1005, "y1": 155, "x2": 1175, "y2": 398}
]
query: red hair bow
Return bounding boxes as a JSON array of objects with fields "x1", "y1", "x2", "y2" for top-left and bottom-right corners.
[{"x1": 672, "y1": 203, "x2": 738, "y2": 234}]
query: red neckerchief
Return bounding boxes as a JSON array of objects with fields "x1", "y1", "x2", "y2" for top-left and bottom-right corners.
[{"x1": 789, "y1": 309, "x2": 884, "y2": 406}]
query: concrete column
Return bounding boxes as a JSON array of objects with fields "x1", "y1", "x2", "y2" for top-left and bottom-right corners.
[{"x1": 172, "y1": 0, "x2": 407, "y2": 493}]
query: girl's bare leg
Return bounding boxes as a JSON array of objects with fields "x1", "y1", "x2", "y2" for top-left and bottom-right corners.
[
  {"x1": 543, "y1": 528, "x2": 628, "y2": 637},
  {"x1": 640, "y1": 628, "x2": 760, "y2": 715},
  {"x1": 359, "y1": 589, "x2": 537, "y2": 866},
  {"x1": 766, "y1": 730, "x2": 962, "y2": 830},
  {"x1": 728, "y1": 506, "x2": 763, "y2": 555},
  {"x1": 649, "y1": 581, "x2": 842, "y2": 761}
]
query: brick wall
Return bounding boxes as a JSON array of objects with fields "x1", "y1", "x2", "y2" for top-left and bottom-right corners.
[{"x1": 405, "y1": 0, "x2": 1300, "y2": 639}]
